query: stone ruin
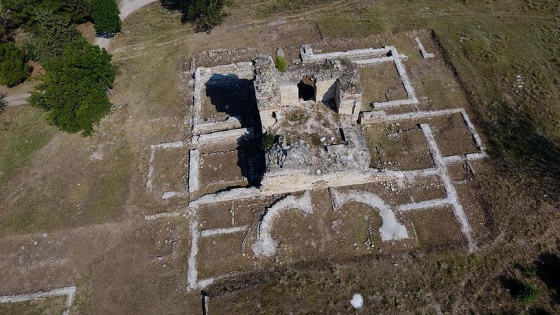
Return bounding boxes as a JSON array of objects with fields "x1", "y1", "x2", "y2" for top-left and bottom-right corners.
[
  {"x1": 251, "y1": 51, "x2": 375, "y2": 193},
  {"x1": 145, "y1": 39, "x2": 490, "y2": 293},
  {"x1": 253, "y1": 55, "x2": 363, "y2": 128},
  {"x1": 162, "y1": 44, "x2": 426, "y2": 198}
]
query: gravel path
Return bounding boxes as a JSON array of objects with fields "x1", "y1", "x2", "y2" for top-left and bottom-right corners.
[
  {"x1": 95, "y1": 0, "x2": 158, "y2": 49},
  {"x1": 4, "y1": 93, "x2": 31, "y2": 106}
]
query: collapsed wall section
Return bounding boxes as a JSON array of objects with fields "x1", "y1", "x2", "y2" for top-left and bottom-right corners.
[{"x1": 253, "y1": 56, "x2": 281, "y2": 130}]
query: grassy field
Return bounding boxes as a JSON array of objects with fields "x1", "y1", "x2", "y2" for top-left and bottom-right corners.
[{"x1": 0, "y1": 107, "x2": 56, "y2": 189}]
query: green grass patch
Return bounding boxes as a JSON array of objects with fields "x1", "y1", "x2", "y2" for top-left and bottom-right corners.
[
  {"x1": 501, "y1": 277, "x2": 539, "y2": 304},
  {"x1": 91, "y1": 143, "x2": 134, "y2": 222},
  {"x1": 316, "y1": 6, "x2": 386, "y2": 38},
  {"x1": 157, "y1": 275, "x2": 176, "y2": 299},
  {"x1": 254, "y1": 0, "x2": 335, "y2": 17},
  {"x1": 274, "y1": 55, "x2": 287, "y2": 72},
  {"x1": 0, "y1": 106, "x2": 56, "y2": 190}
]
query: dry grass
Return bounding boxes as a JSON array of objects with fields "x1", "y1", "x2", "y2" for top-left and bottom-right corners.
[
  {"x1": 359, "y1": 62, "x2": 408, "y2": 107},
  {"x1": 76, "y1": 22, "x2": 97, "y2": 44},
  {"x1": 0, "y1": 296, "x2": 66, "y2": 315},
  {"x1": 0, "y1": 0, "x2": 558, "y2": 313}
]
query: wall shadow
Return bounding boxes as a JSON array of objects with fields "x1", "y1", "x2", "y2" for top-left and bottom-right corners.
[
  {"x1": 204, "y1": 73, "x2": 265, "y2": 187},
  {"x1": 205, "y1": 74, "x2": 257, "y2": 127},
  {"x1": 535, "y1": 252, "x2": 560, "y2": 303}
]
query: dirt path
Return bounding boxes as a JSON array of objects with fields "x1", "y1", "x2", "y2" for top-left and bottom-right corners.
[
  {"x1": 4, "y1": 93, "x2": 31, "y2": 106},
  {"x1": 95, "y1": 0, "x2": 158, "y2": 49}
]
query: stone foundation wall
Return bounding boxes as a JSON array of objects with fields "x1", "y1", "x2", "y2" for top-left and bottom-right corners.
[
  {"x1": 280, "y1": 85, "x2": 299, "y2": 105},
  {"x1": 260, "y1": 169, "x2": 400, "y2": 195}
]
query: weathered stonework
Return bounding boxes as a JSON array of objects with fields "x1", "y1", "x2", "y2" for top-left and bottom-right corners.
[{"x1": 143, "y1": 40, "x2": 490, "y2": 292}]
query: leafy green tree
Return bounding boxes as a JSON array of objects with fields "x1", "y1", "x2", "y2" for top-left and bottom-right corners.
[
  {"x1": 2, "y1": 0, "x2": 43, "y2": 28},
  {"x1": 161, "y1": 0, "x2": 233, "y2": 32},
  {"x1": 26, "y1": 11, "x2": 81, "y2": 62},
  {"x1": 91, "y1": 0, "x2": 121, "y2": 36},
  {"x1": 30, "y1": 39, "x2": 116, "y2": 136},
  {"x1": 0, "y1": 43, "x2": 30, "y2": 87},
  {"x1": 186, "y1": 0, "x2": 232, "y2": 32},
  {"x1": 2, "y1": 0, "x2": 91, "y2": 29},
  {"x1": 63, "y1": 0, "x2": 93, "y2": 23}
]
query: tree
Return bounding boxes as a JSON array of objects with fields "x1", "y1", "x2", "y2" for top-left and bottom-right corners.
[
  {"x1": 25, "y1": 11, "x2": 81, "y2": 62},
  {"x1": 2, "y1": 0, "x2": 91, "y2": 29},
  {"x1": 91, "y1": 0, "x2": 121, "y2": 37},
  {"x1": 2, "y1": 0, "x2": 44, "y2": 28},
  {"x1": 0, "y1": 43, "x2": 30, "y2": 87},
  {"x1": 30, "y1": 39, "x2": 116, "y2": 136},
  {"x1": 185, "y1": 0, "x2": 232, "y2": 32},
  {"x1": 63, "y1": 0, "x2": 93, "y2": 23},
  {"x1": 161, "y1": 0, "x2": 233, "y2": 32}
]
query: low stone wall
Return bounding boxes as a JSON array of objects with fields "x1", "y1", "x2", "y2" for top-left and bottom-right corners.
[
  {"x1": 303, "y1": 47, "x2": 390, "y2": 63},
  {"x1": 415, "y1": 37, "x2": 435, "y2": 59},
  {"x1": 191, "y1": 127, "x2": 254, "y2": 145},
  {"x1": 260, "y1": 169, "x2": 401, "y2": 195},
  {"x1": 192, "y1": 117, "x2": 242, "y2": 135},
  {"x1": 190, "y1": 187, "x2": 261, "y2": 206},
  {"x1": 359, "y1": 111, "x2": 387, "y2": 124},
  {"x1": 189, "y1": 149, "x2": 200, "y2": 193}
]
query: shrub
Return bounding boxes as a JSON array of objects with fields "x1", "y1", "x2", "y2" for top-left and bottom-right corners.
[
  {"x1": 274, "y1": 55, "x2": 287, "y2": 72},
  {"x1": 515, "y1": 282, "x2": 538, "y2": 303},
  {"x1": 502, "y1": 277, "x2": 539, "y2": 304},
  {"x1": 0, "y1": 43, "x2": 30, "y2": 87},
  {"x1": 262, "y1": 132, "x2": 276, "y2": 150}
]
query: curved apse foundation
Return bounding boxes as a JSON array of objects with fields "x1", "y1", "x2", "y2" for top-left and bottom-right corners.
[
  {"x1": 252, "y1": 191, "x2": 313, "y2": 258},
  {"x1": 329, "y1": 189, "x2": 409, "y2": 241}
]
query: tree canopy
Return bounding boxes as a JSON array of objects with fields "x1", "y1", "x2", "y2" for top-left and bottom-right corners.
[
  {"x1": 25, "y1": 12, "x2": 81, "y2": 62},
  {"x1": 0, "y1": 3, "x2": 16, "y2": 43},
  {"x1": 91, "y1": 0, "x2": 121, "y2": 36},
  {"x1": 161, "y1": 0, "x2": 233, "y2": 32},
  {"x1": 2, "y1": 0, "x2": 91, "y2": 29},
  {"x1": 30, "y1": 39, "x2": 116, "y2": 136},
  {"x1": 0, "y1": 43, "x2": 30, "y2": 87}
]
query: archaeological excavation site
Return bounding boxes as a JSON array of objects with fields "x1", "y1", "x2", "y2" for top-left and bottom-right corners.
[
  {"x1": 2, "y1": 0, "x2": 559, "y2": 313},
  {"x1": 141, "y1": 31, "x2": 492, "y2": 312}
]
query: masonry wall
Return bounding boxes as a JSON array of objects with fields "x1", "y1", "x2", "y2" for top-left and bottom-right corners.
[
  {"x1": 280, "y1": 85, "x2": 299, "y2": 105},
  {"x1": 316, "y1": 80, "x2": 337, "y2": 104}
]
